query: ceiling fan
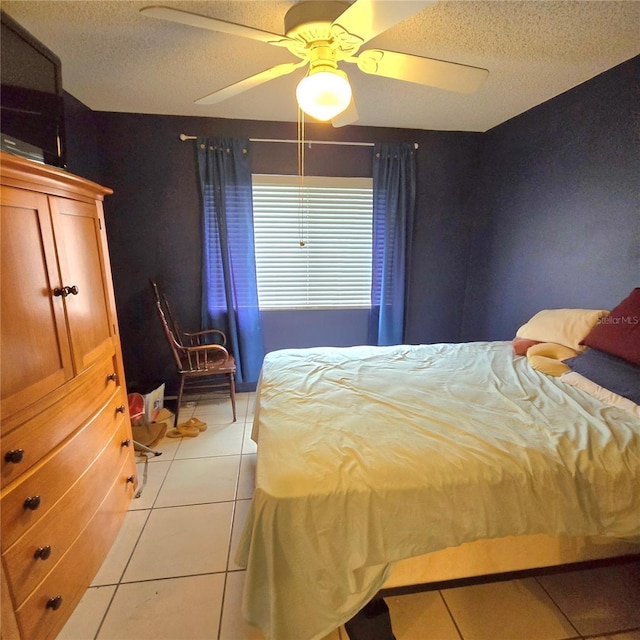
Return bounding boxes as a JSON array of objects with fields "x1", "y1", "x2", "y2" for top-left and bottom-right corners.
[{"x1": 140, "y1": 1, "x2": 489, "y2": 127}]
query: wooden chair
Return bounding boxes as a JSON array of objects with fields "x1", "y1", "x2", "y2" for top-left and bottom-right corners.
[{"x1": 150, "y1": 280, "x2": 236, "y2": 427}]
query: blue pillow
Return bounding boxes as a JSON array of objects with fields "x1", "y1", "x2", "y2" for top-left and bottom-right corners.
[{"x1": 563, "y1": 348, "x2": 640, "y2": 405}]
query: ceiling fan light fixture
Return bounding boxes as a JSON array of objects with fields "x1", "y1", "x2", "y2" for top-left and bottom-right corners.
[{"x1": 296, "y1": 68, "x2": 352, "y2": 121}]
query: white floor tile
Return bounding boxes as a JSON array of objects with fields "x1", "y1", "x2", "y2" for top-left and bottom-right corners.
[
  {"x1": 141, "y1": 434, "x2": 182, "y2": 462},
  {"x1": 92, "y1": 510, "x2": 149, "y2": 586},
  {"x1": 442, "y1": 578, "x2": 578, "y2": 640},
  {"x1": 194, "y1": 395, "x2": 237, "y2": 424},
  {"x1": 178, "y1": 400, "x2": 196, "y2": 419},
  {"x1": 235, "y1": 393, "x2": 250, "y2": 420},
  {"x1": 175, "y1": 421, "x2": 244, "y2": 458},
  {"x1": 242, "y1": 421, "x2": 258, "y2": 454},
  {"x1": 57, "y1": 585, "x2": 116, "y2": 639},
  {"x1": 237, "y1": 455, "x2": 256, "y2": 500},
  {"x1": 97, "y1": 573, "x2": 225, "y2": 640},
  {"x1": 245, "y1": 393, "x2": 256, "y2": 422},
  {"x1": 154, "y1": 455, "x2": 241, "y2": 507},
  {"x1": 537, "y1": 561, "x2": 640, "y2": 636},
  {"x1": 129, "y1": 459, "x2": 172, "y2": 510},
  {"x1": 122, "y1": 502, "x2": 233, "y2": 582}
]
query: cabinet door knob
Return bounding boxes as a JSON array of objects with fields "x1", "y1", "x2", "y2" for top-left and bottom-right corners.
[
  {"x1": 121, "y1": 439, "x2": 131, "y2": 448},
  {"x1": 116, "y1": 405, "x2": 126, "y2": 414},
  {"x1": 107, "y1": 372, "x2": 118, "y2": 383},
  {"x1": 126, "y1": 475, "x2": 136, "y2": 484},
  {"x1": 5, "y1": 449, "x2": 24, "y2": 464},
  {"x1": 46, "y1": 595, "x2": 63, "y2": 611},
  {"x1": 34, "y1": 545, "x2": 52, "y2": 561},
  {"x1": 52, "y1": 285, "x2": 79, "y2": 297},
  {"x1": 23, "y1": 495, "x2": 42, "y2": 511}
]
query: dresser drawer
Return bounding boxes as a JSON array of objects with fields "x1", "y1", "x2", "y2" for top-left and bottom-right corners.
[
  {"x1": 1, "y1": 353, "x2": 121, "y2": 489},
  {"x1": 1, "y1": 389, "x2": 129, "y2": 551},
  {"x1": 2, "y1": 415, "x2": 134, "y2": 605},
  {"x1": 13, "y1": 454, "x2": 136, "y2": 640}
]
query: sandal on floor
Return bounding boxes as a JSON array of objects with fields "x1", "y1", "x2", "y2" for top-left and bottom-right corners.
[
  {"x1": 179, "y1": 417, "x2": 207, "y2": 432},
  {"x1": 165, "y1": 423, "x2": 200, "y2": 438}
]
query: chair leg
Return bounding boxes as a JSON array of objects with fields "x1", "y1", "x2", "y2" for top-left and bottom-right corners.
[
  {"x1": 229, "y1": 374, "x2": 236, "y2": 422},
  {"x1": 175, "y1": 375, "x2": 185, "y2": 429}
]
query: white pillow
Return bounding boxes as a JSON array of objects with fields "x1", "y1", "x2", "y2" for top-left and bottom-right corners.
[
  {"x1": 561, "y1": 371, "x2": 640, "y2": 418},
  {"x1": 516, "y1": 308, "x2": 609, "y2": 352}
]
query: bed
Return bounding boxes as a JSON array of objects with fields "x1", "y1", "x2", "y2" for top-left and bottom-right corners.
[{"x1": 235, "y1": 324, "x2": 640, "y2": 640}]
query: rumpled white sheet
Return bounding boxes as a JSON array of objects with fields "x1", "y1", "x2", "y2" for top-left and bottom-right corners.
[{"x1": 235, "y1": 342, "x2": 640, "y2": 640}]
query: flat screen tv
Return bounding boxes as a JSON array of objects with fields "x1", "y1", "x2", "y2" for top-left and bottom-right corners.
[{"x1": 1, "y1": 10, "x2": 66, "y2": 168}]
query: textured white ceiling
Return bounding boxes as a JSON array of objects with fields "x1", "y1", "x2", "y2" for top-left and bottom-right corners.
[{"x1": 2, "y1": 0, "x2": 639, "y2": 132}]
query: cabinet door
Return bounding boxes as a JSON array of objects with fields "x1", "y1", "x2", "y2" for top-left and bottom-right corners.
[
  {"x1": 49, "y1": 196, "x2": 115, "y2": 373},
  {"x1": 0, "y1": 187, "x2": 73, "y2": 421}
]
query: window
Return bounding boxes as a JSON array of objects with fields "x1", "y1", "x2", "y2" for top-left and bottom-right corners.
[{"x1": 252, "y1": 174, "x2": 373, "y2": 309}]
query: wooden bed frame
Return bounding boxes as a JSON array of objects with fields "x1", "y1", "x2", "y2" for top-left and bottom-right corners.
[{"x1": 345, "y1": 534, "x2": 640, "y2": 639}]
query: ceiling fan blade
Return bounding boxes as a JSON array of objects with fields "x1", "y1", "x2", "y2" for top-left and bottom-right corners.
[
  {"x1": 356, "y1": 49, "x2": 489, "y2": 93},
  {"x1": 331, "y1": 98, "x2": 359, "y2": 128},
  {"x1": 195, "y1": 61, "x2": 306, "y2": 105},
  {"x1": 140, "y1": 6, "x2": 292, "y2": 46},
  {"x1": 332, "y1": 0, "x2": 436, "y2": 46}
]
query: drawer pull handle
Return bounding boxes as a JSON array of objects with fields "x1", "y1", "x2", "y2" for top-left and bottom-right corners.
[
  {"x1": 34, "y1": 546, "x2": 52, "y2": 561},
  {"x1": 126, "y1": 475, "x2": 136, "y2": 484},
  {"x1": 107, "y1": 372, "x2": 118, "y2": 383},
  {"x1": 5, "y1": 449, "x2": 24, "y2": 464},
  {"x1": 121, "y1": 439, "x2": 131, "y2": 448},
  {"x1": 46, "y1": 595, "x2": 63, "y2": 611},
  {"x1": 23, "y1": 496, "x2": 42, "y2": 511},
  {"x1": 116, "y1": 405, "x2": 126, "y2": 414}
]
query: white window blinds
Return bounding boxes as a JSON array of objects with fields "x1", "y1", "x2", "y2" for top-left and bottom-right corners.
[{"x1": 252, "y1": 175, "x2": 373, "y2": 309}]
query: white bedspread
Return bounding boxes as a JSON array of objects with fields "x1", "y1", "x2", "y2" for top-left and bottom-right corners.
[{"x1": 235, "y1": 342, "x2": 640, "y2": 640}]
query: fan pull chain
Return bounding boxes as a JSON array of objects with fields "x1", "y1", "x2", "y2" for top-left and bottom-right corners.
[{"x1": 297, "y1": 107, "x2": 308, "y2": 248}]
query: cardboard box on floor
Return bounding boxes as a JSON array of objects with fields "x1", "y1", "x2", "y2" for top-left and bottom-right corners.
[
  {"x1": 154, "y1": 408, "x2": 174, "y2": 429},
  {"x1": 131, "y1": 408, "x2": 174, "y2": 449}
]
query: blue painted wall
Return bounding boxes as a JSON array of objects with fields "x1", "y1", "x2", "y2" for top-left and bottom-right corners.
[{"x1": 462, "y1": 56, "x2": 639, "y2": 341}]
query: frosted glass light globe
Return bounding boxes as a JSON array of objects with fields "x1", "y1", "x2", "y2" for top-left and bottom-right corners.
[{"x1": 296, "y1": 70, "x2": 352, "y2": 121}]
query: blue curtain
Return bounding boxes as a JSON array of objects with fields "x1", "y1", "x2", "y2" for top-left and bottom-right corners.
[
  {"x1": 369, "y1": 142, "x2": 417, "y2": 346},
  {"x1": 197, "y1": 137, "x2": 264, "y2": 384}
]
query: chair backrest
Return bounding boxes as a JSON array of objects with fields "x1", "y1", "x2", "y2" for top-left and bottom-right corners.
[
  {"x1": 150, "y1": 280, "x2": 186, "y2": 370},
  {"x1": 160, "y1": 289, "x2": 185, "y2": 346},
  {"x1": 150, "y1": 280, "x2": 231, "y2": 373}
]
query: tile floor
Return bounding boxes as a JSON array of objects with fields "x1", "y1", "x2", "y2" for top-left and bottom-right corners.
[{"x1": 58, "y1": 392, "x2": 640, "y2": 640}]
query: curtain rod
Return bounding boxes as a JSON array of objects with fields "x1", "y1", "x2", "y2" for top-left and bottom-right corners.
[{"x1": 179, "y1": 134, "x2": 418, "y2": 149}]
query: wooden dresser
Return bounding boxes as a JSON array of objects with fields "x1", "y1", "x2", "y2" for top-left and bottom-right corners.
[{"x1": 0, "y1": 152, "x2": 137, "y2": 639}]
